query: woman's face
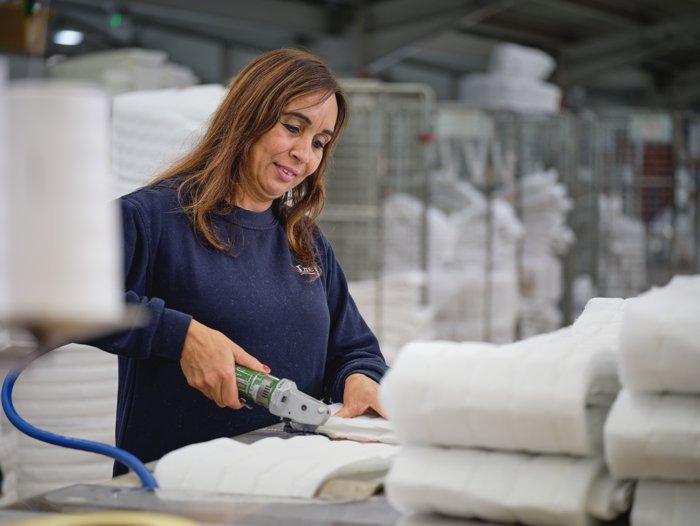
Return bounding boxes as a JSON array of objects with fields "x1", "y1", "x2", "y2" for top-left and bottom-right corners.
[{"x1": 241, "y1": 91, "x2": 338, "y2": 210}]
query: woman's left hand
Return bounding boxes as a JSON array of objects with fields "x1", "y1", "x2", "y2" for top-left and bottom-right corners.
[{"x1": 335, "y1": 373, "x2": 387, "y2": 418}]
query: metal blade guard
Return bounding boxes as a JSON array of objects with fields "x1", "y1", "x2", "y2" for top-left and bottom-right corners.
[{"x1": 235, "y1": 366, "x2": 331, "y2": 431}]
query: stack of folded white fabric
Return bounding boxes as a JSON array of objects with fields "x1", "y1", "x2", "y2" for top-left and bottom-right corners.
[
  {"x1": 47, "y1": 48, "x2": 198, "y2": 97},
  {"x1": 459, "y1": 43, "x2": 561, "y2": 114},
  {"x1": 519, "y1": 169, "x2": 574, "y2": 337},
  {"x1": 649, "y1": 206, "x2": 696, "y2": 266},
  {"x1": 111, "y1": 84, "x2": 225, "y2": 198},
  {"x1": 604, "y1": 275, "x2": 700, "y2": 526},
  {"x1": 1, "y1": 344, "x2": 118, "y2": 500},
  {"x1": 429, "y1": 267, "x2": 520, "y2": 344},
  {"x1": 0, "y1": 416, "x2": 18, "y2": 505},
  {"x1": 428, "y1": 177, "x2": 522, "y2": 343},
  {"x1": 382, "y1": 193, "x2": 454, "y2": 274},
  {"x1": 349, "y1": 272, "x2": 435, "y2": 364},
  {"x1": 382, "y1": 298, "x2": 633, "y2": 525}
]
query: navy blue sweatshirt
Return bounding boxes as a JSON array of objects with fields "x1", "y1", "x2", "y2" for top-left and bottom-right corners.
[{"x1": 92, "y1": 184, "x2": 387, "y2": 475}]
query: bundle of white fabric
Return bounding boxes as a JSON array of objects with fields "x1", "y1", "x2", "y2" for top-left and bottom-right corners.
[
  {"x1": 47, "y1": 48, "x2": 198, "y2": 97},
  {"x1": 351, "y1": 183, "x2": 522, "y2": 358},
  {"x1": 382, "y1": 298, "x2": 632, "y2": 525},
  {"x1": 429, "y1": 268, "x2": 520, "y2": 344},
  {"x1": 458, "y1": 43, "x2": 561, "y2": 114},
  {"x1": 429, "y1": 177, "x2": 522, "y2": 344},
  {"x1": 0, "y1": 344, "x2": 118, "y2": 500},
  {"x1": 519, "y1": 169, "x2": 574, "y2": 337},
  {"x1": 604, "y1": 275, "x2": 700, "y2": 525},
  {"x1": 0, "y1": 416, "x2": 18, "y2": 505},
  {"x1": 382, "y1": 193, "x2": 454, "y2": 273},
  {"x1": 346, "y1": 193, "x2": 448, "y2": 362}
]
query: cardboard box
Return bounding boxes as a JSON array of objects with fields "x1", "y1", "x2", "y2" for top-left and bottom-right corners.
[{"x1": 0, "y1": 3, "x2": 50, "y2": 55}]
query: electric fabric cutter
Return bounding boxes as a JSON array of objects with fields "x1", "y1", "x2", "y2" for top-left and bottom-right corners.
[{"x1": 235, "y1": 365, "x2": 331, "y2": 432}]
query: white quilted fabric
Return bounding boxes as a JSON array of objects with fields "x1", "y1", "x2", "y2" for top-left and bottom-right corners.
[
  {"x1": 154, "y1": 435, "x2": 397, "y2": 498},
  {"x1": 316, "y1": 404, "x2": 397, "y2": 444},
  {"x1": 381, "y1": 298, "x2": 623, "y2": 456},
  {"x1": 2, "y1": 344, "x2": 118, "y2": 500},
  {"x1": 111, "y1": 85, "x2": 225, "y2": 187},
  {"x1": 604, "y1": 390, "x2": 700, "y2": 480},
  {"x1": 0, "y1": 417, "x2": 18, "y2": 505},
  {"x1": 619, "y1": 275, "x2": 700, "y2": 394},
  {"x1": 385, "y1": 446, "x2": 630, "y2": 526},
  {"x1": 631, "y1": 481, "x2": 700, "y2": 526}
]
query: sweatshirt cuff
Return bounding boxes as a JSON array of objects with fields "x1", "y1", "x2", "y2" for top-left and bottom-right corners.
[
  {"x1": 152, "y1": 307, "x2": 193, "y2": 361},
  {"x1": 331, "y1": 364, "x2": 388, "y2": 403}
]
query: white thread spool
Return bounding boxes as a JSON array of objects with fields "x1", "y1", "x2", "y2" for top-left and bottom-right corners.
[
  {"x1": 0, "y1": 57, "x2": 10, "y2": 321},
  {"x1": 4, "y1": 82, "x2": 123, "y2": 331}
]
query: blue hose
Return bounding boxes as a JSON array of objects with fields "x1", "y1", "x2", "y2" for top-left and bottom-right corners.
[{"x1": 2, "y1": 368, "x2": 159, "y2": 489}]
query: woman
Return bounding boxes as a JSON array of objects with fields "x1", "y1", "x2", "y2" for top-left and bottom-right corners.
[{"x1": 97, "y1": 49, "x2": 388, "y2": 474}]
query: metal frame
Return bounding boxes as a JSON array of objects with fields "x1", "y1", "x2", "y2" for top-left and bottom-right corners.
[{"x1": 320, "y1": 80, "x2": 435, "y2": 353}]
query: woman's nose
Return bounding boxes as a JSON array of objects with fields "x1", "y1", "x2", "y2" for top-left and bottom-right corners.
[{"x1": 290, "y1": 139, "x2": 311, "y2": 164}]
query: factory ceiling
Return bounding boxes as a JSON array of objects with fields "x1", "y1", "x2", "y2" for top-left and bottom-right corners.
[{"x1": 45, "y1": 0, "x2": 700, "y2": 108}]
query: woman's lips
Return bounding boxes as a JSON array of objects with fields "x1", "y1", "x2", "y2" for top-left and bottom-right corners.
[{"x1": 275, "y1": 163, "x2": 297, "y2": 183}]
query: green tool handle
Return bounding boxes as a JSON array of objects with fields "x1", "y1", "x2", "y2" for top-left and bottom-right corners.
[{"x1": 235, "y1": 365, "x2": 281, "y2": 409}]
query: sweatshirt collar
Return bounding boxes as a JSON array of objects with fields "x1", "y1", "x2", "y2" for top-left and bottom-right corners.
[{"x1": 218, "y1": 205, "x2": 278, "y2": 229}]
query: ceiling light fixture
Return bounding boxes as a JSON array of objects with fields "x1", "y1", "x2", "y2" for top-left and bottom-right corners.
[{"x1": 53, "y1": 29, "x2": 84, "y2": 46}]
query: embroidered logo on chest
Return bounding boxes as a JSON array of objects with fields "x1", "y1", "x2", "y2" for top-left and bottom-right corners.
[{"x1": 295, "y1": 264, "x2": 320, "y2": 277}]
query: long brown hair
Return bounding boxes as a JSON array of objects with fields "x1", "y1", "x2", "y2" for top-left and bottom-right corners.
[{"x1": 150, "y1": 49, "x2": 348, "y2": 274}]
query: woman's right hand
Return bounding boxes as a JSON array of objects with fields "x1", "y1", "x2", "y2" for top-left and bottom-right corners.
[{"x1": 180, "y1": 319, "x2": 270, "y2": 409}]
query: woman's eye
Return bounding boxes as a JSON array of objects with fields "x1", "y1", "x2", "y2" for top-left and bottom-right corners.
[
  {"x1": 313, "y1": 140, "x2": 326, "y2": 150},
  {"x1": 283, "y1": 123, "x2": 300, "y2": 134}
]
